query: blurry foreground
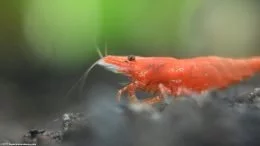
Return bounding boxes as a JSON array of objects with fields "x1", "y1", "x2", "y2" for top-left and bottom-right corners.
[{"x1": 3, "y1": 85, "x2": 260, "y2": 146}]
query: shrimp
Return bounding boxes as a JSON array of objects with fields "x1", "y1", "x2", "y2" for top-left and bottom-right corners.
[{"x1": 97, "y1": 55, "x2": 260, "y2": 105}]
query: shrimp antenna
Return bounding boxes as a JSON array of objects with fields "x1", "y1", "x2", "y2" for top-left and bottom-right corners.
[
  {"x1": 64, "y1": 58, "x2": 101, "y2": 100},
  {"x1": 64, "y1": 43, "x2": 102, "y2": 99},
  {"x1": 64, "y1": 40, "x2": 110, "y2": 99},
  {"x1": 79, "y1": 58, "x2": 101, "y2": 95}
]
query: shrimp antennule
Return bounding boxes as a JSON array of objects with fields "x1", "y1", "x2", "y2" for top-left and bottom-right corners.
[{"x1": 96, "y1": 45, "x2": 104, "y2": 58}]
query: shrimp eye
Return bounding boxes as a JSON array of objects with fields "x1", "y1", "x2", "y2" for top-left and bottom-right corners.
[{"x1": 127, "y1": 55, "x2": 135, "y2": 61}]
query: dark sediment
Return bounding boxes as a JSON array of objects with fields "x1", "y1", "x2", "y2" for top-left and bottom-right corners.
[{"x1": 2, "y1": 87, "x2": 260, "y2": 146}]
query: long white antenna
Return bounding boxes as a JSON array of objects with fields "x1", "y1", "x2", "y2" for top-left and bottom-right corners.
[{"x1": 64, "y1": 58, "x2": 101, "y2": 99}]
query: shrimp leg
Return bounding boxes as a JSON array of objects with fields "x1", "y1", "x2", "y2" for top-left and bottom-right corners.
[
  {"x1": 141, "y1": 95, "x2": 163, "y2": 104},
  {"x1": 141, "y1": 84, "x2": 171, "y2": 105},
  {"x1": 116, "y1": 82, "x2": 140, "y2": 103}
]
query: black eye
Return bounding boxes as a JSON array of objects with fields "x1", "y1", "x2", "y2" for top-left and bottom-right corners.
[{"x1": 127, "y1": 55, "x2": 135, "y2": 61}]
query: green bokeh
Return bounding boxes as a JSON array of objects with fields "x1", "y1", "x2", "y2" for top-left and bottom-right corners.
[
  {"x1": 23, "y1": 0, "x2": 100, "y2": 67},
  {"x1": 22, "y1": 0, "x2": 201, "y2": 67}
]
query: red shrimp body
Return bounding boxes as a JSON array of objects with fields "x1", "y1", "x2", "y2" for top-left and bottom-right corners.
[{"x1": 97, "y1": 55, "x2": 260, "y2": 104}]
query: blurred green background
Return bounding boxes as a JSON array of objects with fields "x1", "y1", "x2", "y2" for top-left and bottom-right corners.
[
  {"x1": 1, "y1": 0, "x2": 260, "y2": 70},
  {"x1": 0, "y1": 0, "x2": 260, "y2": 123}
]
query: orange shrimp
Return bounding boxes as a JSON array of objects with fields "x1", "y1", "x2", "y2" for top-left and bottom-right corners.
[{"x1": 97, "y1": 55, "x2": 260, "y2": 105}]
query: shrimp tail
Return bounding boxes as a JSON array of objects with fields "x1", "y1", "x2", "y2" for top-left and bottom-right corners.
[
  {"x1": 249, "y1": 57, "x2": 260, "y2": 72},
  {"x1": 185, "y1": 56, "x2": 260, "y2": 92}
]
